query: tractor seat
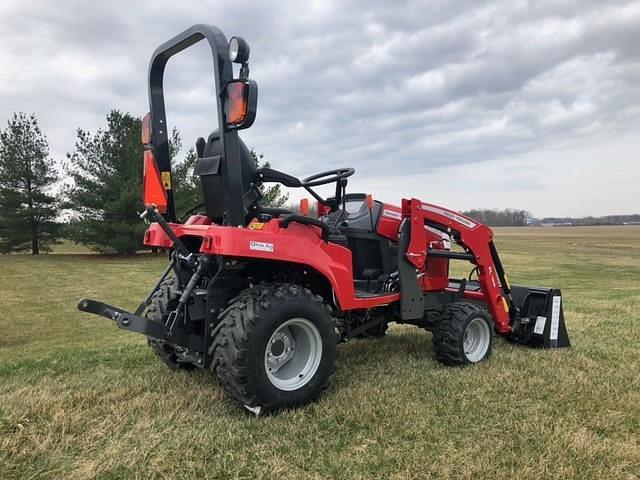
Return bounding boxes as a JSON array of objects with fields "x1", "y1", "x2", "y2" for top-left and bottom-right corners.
[
  {"x1": 195, "y1": 131, "x2": 258, "y2": 224},
  {"x1": 195, "y1": 132, "x2": 301, "y2": 223}
]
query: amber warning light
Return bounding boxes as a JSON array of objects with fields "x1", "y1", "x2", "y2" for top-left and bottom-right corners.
[
  {"x1": 226, "y1": 82, "x2": 248, "y2": 125},
  {"x1": 224, "y1": 79, "x2": 257, "y2": 130}
]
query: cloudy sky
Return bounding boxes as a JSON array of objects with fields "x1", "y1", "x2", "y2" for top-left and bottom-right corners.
[{"x1": 1, "y1": 0, "x2": 639, "y2": 217}]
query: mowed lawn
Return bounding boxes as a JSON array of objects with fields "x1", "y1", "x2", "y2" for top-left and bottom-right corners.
[{"x1": 1, "y1": 227, "x2": 639, "y2": 479}]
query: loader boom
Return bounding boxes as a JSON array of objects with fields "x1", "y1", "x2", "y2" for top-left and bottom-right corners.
[{"x1": 401, "y1": 198, "x2": 513, "y2": 334}]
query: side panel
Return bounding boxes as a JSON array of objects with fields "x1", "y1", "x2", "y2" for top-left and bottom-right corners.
[{"x1": 376, "y1": 203, "x2": 402, "y2": 241}]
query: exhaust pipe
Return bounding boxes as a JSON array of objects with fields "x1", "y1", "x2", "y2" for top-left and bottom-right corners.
[{"x1": 508, "y1": 285, "x2": 570, "y2": 348}]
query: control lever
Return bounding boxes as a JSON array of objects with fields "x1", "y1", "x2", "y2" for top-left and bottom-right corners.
[{"x1": 141, "y1": 205, "x2": 194, "y2": 265}]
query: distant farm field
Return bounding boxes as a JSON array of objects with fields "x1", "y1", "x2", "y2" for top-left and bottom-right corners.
[{"x1": 1, "y1": 226, "x2": 639, "y2": 479}]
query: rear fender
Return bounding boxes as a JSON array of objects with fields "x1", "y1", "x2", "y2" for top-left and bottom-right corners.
[{"x1": 143, "y1": 221, "x2": 359, "y2": 309}]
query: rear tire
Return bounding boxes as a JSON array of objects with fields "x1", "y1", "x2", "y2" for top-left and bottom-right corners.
[
  {"x1": 145, "y1": 277, "x2": 195, "y2": 371},
  {"x1": 433, "y1": 302, "x2": 493, "y2": 366},
  {"x1": 210, "y1": 284, "x2": 337, "y2": 414}
]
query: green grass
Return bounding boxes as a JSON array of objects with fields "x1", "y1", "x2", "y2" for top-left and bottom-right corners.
[{"x1": 1, "y1": 226, "x2": 639, "y2": 479}]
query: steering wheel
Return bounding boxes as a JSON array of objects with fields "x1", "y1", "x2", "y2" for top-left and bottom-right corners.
[{"x1": 302, "y1": 168, "x2": 355, "y2": 187}]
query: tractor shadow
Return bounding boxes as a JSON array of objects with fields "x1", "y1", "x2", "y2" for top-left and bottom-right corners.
[
  {"x1": 150, "y1": 326, "x2": 437, "y2": 415},
  {"x1": 332, "y1": 325, "x2": 438, "y2": 386},
  {"x1": 340, "y1": 325, "x2": 435, "y2": 362},
  {"x1": 152, "y1": 325, "x2": 521, "y2": 416}
]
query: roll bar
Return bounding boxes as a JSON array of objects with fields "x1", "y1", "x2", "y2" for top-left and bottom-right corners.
[{"x1": 147, "y1": 24, "x2": 246, "y2": 225}]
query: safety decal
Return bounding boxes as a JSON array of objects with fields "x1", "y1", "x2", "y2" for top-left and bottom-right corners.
[
  {"x1": 533, "y1": 316, "x2": 546, "y2": 335},
  {"x1": 161, "y1": 171, "x2": 172, "y2": 190}
]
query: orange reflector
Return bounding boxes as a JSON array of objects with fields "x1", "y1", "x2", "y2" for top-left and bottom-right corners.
[
  {"x1": 300, "y1": 198, "x2": 310, "y2": 216},
  {"x1": 501, "y1": 296, "x2": 510, "y2": 313},
  {"x1": 225, "y1": 81, "x2": 248, "y2": 125},
  {"x1": 366, "y1": 194, "x2": 374, "y2": 209},
  {"x1": 141, "y1": 112, "x2": 152, "y2": 146},
  {"x1": 142, "y1": 150, "x2": 167, "y2": 214}
]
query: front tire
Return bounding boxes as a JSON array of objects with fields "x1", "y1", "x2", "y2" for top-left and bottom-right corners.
[
  {"x1": 210, "y1": 284, "x2": 337, "y2": 414},
  {"x1": 433, "y1": 302, "x2": 493, "y2": 366}
]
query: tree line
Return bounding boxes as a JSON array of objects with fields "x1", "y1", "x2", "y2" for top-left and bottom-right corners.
[
  {"x1": 464, "y1": 210, "x2": 640, "y2": 226},
  {"x1": 462, "y1": 209, "x2": 530, "y2": 227},
  {"x1": 0, "y1": 111, "x2": 287, "y2": 254},
  {"x1": 534, "y1": 214, "x2": 640, "y2": 226}
]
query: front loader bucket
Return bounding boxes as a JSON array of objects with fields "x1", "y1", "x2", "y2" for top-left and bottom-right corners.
[{"x1": 508, "y1": 285, "x2": 570, "y2": 348}]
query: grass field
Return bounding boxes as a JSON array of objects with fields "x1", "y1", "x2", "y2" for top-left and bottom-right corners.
[{"x1": 1, "y1": 226, "x2": 639, "y2": 479}]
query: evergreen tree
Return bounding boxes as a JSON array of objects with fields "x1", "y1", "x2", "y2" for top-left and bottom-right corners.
[
  {"x1": 0, "y1": 113, "x2": 59, "y2": 254},
  {"x1": 172, "y1": 148, "x2": 202, "y2": 220},
  {"x1": 65, "y1": 110, "x2": 181, "y2": 253}
]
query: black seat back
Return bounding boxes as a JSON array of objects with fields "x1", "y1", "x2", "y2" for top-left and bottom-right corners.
[{"x1": 194, "y1": 131, "x2": 258, "y2": 224}]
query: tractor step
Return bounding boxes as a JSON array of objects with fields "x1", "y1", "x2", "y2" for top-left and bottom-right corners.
[{"x1": 355, "y1": 290, "x2": 391, "y2": 299}]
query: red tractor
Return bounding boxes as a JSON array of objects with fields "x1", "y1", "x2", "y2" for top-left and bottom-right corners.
[{"x1": 78, "y1": 25, "x2": 569, "y2": 415}]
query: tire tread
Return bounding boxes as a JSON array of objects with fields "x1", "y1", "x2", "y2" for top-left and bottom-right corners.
[
  {"x1": 433, "y1": 301, "x2": 493, "y2": 366},
  {"x1": 209, "y1": 283, "x2": 336, "y2": 411}
]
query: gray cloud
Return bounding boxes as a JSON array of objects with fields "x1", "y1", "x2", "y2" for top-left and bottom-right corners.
[{"x1": 0, "y1": 0, "x2": 639, "y2": 216}]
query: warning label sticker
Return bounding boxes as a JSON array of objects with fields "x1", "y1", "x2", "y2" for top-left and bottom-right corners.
[
  {"x1": 534, "y1": 316, "x2": 546, "y2": 335},
  {"x1": 161, "y1": 171, "x2": 172, "y2": 190}
]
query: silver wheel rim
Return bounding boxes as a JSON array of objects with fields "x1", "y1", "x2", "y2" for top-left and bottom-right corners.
[
  {"x1": 463, "y1": 317, "x2": 491, "y2": 362},
  {"x1": 264, "y1": 318, "x2": 323, "y2": 391}
]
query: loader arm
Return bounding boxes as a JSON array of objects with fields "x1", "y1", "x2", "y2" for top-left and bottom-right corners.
[{"x1": 401, "y1": 198, "x2": 513, "y2": 334}]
